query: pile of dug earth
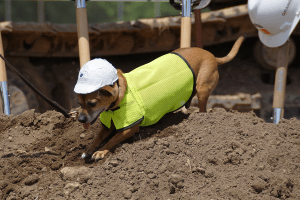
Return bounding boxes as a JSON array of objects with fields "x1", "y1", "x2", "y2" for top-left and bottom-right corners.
[{"x1": 0, "y1": 108, "x2": 299, "y2": 200}]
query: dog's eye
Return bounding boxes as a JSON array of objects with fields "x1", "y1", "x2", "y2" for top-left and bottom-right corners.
[
  {"x1": 87, "y1": 101, "x2": 97, "y2": 108},
  {"x1": 99, "y1": 90, "x2": 112, "y2": 96}
]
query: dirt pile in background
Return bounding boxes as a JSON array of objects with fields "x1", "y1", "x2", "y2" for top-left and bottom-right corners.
[{"x1": 0, "y1": 108, "x2": 300, "y2": 200}]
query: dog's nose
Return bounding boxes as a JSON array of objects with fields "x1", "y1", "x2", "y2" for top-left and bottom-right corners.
[{"x1": 78, "y1": 114, "x2": 87, "y2": 123}]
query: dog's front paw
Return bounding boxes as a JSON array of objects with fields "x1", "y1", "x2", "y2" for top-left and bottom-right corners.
[
  {"x1": 80, "y1": 152, "x2": 93, "y2": 159},
  {"x1": 92, "y1": 150, "x2": 109, "y2": 160},
  {"x1": 81, "y1": 153, "x2": 88, "y2": 159}
]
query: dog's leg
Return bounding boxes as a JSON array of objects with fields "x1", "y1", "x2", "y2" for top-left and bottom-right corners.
[
  {"x1": 91, "y1": 123, "x2": 140, "y2": 160},
  {"x1": 82, "y1": 123, "x2": 115, "y2": 158},
  {"x1": 196, "y1": 60, "x2": 219, "y2": 112}
]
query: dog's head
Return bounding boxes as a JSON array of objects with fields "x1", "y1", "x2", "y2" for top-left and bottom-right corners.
[
  {"x1": 74, "y1": 58, "x2": 123, "y2": 129},
  {"x1": 76, "y1": 82, "x2": 119, "y2": 129}
]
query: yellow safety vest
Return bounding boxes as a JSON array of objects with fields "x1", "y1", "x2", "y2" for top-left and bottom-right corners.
[{"x1": 100, "y1": 52, "x2": 195, "y2": 131}]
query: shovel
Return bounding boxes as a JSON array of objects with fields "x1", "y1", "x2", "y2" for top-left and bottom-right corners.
[
  {"x1": 272, "y1": 40, "x2": 290, "y2": 124},
  {"x1": 194, "y1": 0, "x2": 211, "y2": 48},
  {"x1": 0, "y1": 30, "x2": 10, "y2": 115},
  {"x1": 76, "y1": 0, "x2": 90, "y2": 68},
  {"x1": 180, "y1": 0, "x2": 211, "y2": 48},
  {"x1": 180, "y1": 0, "x2": 192, "y2": 48}
]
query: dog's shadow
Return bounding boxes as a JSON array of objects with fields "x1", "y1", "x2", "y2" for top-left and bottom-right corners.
[{"x1": 130, "y1": 110, "x2": 190, "y2": 142}]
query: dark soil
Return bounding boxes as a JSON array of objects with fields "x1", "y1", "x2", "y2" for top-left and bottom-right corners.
[
  {"x1": 1, "y1": 107, "x2": 300, "y2": 200},
  {"x1": 2, "y1": 34, "x2": 300, "y2": 200}
]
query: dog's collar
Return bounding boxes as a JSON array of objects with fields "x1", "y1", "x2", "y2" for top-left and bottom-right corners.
[
  {"x1": 108, "y1": 101, "x2": 119, "y2": 110},
  {"x1": 109, "y1": 106, "x2": 120, "y2": 111}
]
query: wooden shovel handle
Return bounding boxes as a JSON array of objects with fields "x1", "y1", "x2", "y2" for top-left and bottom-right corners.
[
  {"x1": 273, "y1": 41, "x2": 289, "y2": 109},
  {"x1": 76, "y1": 8, "x2": 90, "y2": 68},
  {"x1": 180, "y1": 17, "x2": 191, "y2": 48},
  {"x1": 0, "y1": 31, "x2": 7, "y2": 82},
  {"x1": 195, "y1": 9, "x2": 202, "y2": 48}
]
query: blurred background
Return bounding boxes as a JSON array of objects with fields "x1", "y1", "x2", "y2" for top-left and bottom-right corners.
[{"x1": 0, "y1": 0, "x2": 210, "y2": 23}]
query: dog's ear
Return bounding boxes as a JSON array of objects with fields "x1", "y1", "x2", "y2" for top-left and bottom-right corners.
[
  {"x1": 116, "y1": 69, "x2": 127, "y2": 101},
  {"x1": 101, "y1": 85, "x2": 117, "y2": 97},
  {"x1": 107, "y1": 69, "x2": 127, "y2": 110}
]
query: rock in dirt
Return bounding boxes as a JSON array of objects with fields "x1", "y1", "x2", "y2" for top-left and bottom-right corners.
[
  {"x1": 231, "y1": 140, "x2": 243, "y2": 149},
  {"x1": 251, "y1": 180, "x2": 267, "y2": 193},
  {"x1": 24, "y1": 174, "x2": 39, "y2": 185},
  {"x1": 60, "y1": 166, "x2": 91, "y2": 182},
  {"x1": 44, "y1": 147, "x2": 53, "y2": 152},
  {"x1": 123, "y1": 190, "x2": 132, "y2": 199},
  {"x1": 204, "y1": 169, "x2": 214, "y2": 178},
  {"x1": 64, "y1": 182, "x2": 81, "y2": 196},
  {"x1": 169, "y1": 174, "x2": 184, "y2": 186},
  {"x1": 51, "y1": 161, "x2": 62, "y2": 170},
  {"x1": 193, "y1": 167, "x2": 206, "y2": 174},
  {"x1": 61, "y1": 166, "x2": 89, "y2": 178},
  {"x1": 109, "y1": 160, "x2": 119, "y2": 167}
]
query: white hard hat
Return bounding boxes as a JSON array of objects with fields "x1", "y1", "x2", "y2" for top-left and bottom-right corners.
[
  {"x1": 74, "y1": 58, "x2": 118, "y2": 94},
  {"x1": 248, "y1": 0, "x2": 300, "y2": 47}
]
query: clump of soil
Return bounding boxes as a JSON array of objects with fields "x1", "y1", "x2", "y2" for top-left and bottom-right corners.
[{"x1": 0, "y1": 108, "x2": 300, "y2": 200}]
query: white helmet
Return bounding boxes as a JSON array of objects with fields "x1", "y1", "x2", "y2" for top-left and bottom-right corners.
[
  {"x1": 248, "y1": 0, "x2": 300, "y2": 47},
  {"x1": 74, "y1": 59, "x2": 118, "y2": 94}
]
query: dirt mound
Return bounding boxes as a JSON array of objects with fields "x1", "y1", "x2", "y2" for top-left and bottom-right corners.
[{"x1": 0, "y1": 108, "x2": 300, "y2": 200}]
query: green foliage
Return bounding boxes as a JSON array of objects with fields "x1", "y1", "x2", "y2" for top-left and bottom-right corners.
[
  {"x1": 0, "y1": 1, "x2": 207, "y2": 24},
  {"x1": 44, "y1": 1, "x2": 76, "y2": 24},
  {"x1": 87, "y1": 2, "x2": 118, "y2": 23},
  {"x1": 87, "y1": 1, "x2": 180, "y2": 23},
  {"x1": 11, "y1": 1, "x2": 38, "y2": 22},
  {"x1": 160, "y1": 2, "x2": 181, "y2": 17},
  {"x1": 124, "y1": 2, "x2": 154, "y2": 21}
]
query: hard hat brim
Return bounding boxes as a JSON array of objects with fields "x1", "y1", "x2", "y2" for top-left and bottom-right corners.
[
  {"x1": 258, "y1": 16, "x2": 300, "y2": 48},
  {"x1": 74, "y1": 82, "x2": 103, "y2": 94},
  {"x1": 74, "y1": 76, "x2": 118, "y2": 94},
  {"x1": 258, "y1": 30, "x2": 290, "y2": 48}
]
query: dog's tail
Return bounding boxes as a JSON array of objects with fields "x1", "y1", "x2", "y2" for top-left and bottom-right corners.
[{"x1": 216, "y1": 35, "x2": 246, "y2": 65}]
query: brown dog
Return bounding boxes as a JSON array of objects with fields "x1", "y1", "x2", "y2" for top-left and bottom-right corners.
[{"x1": 75, "y1": 35, "x2": 245, "y2": 160}]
